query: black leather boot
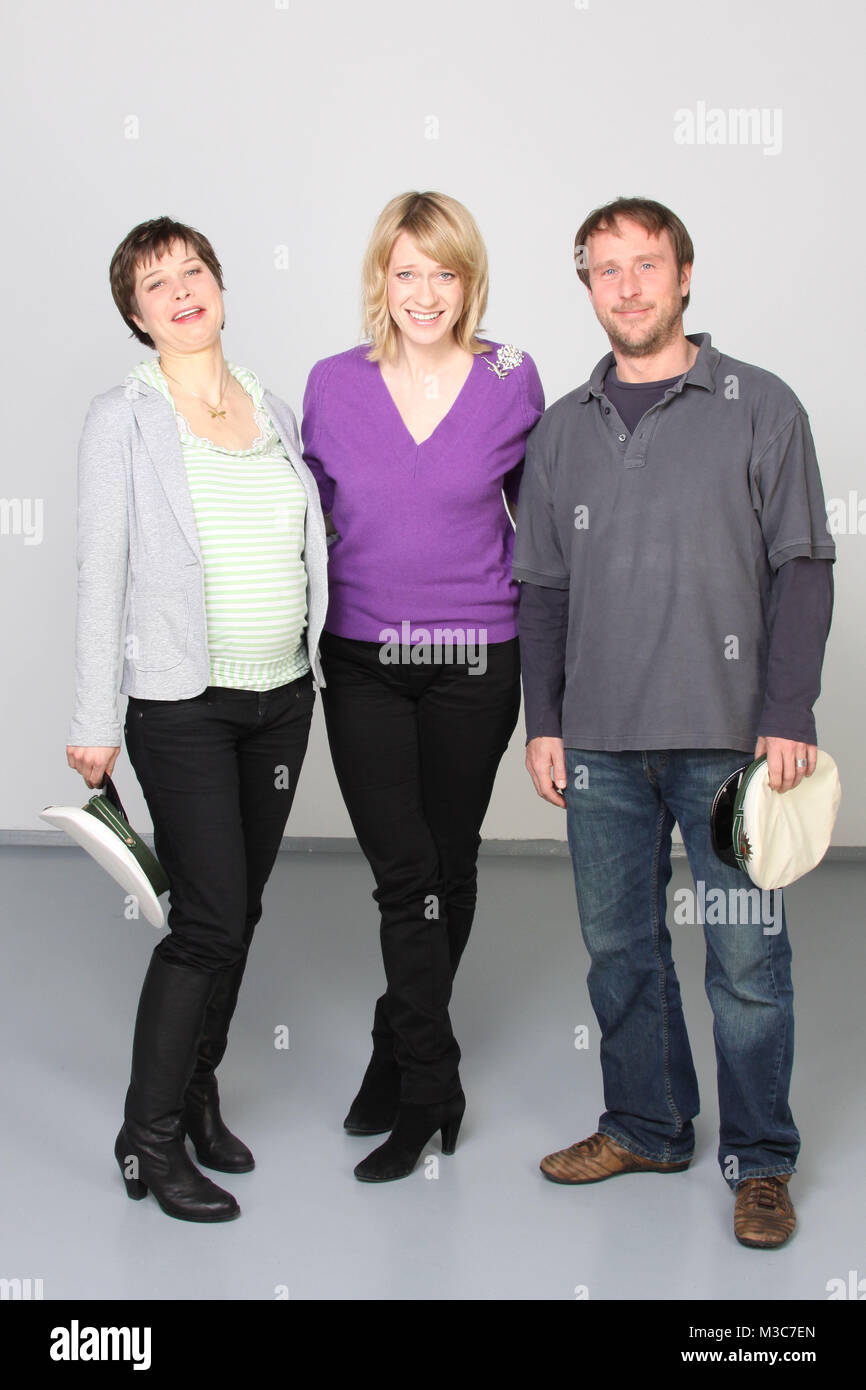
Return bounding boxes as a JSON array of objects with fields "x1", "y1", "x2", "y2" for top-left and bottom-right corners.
[
  {"x1": 354, "y1": 1088, "x2": 466, "y2": 1183},
  {"x1": 183, "y1": 958, "x2": 254, "y2": 1172},
  {"x1": 116, "y1": 950, "x2": 240, "y2": 1222},
  {"x1": 343, "y1": 995, "x2": 400, "y2": 1135}
]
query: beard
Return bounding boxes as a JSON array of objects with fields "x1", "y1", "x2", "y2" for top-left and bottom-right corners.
[{"x1": 601, "y1": 298, "x2": 684, "y2": 358}]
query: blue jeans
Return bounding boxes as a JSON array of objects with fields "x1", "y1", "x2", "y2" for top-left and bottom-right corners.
[{"x1": 564, "y1": 748, "x2": 799, "y2": 1188}]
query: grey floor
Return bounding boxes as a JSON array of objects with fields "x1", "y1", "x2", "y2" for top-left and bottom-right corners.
[{"x1": 1, "y1": 845, "x2": 863, "y2": 1302}]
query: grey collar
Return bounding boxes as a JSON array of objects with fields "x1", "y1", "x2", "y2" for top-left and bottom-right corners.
[{"x1": 577, "y1": 331, "x2": 720, "y2": 403}]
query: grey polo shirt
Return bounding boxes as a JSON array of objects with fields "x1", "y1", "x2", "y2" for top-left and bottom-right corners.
[{"x1": 512, "y1": 332, "x2": 836, "y2": 753}]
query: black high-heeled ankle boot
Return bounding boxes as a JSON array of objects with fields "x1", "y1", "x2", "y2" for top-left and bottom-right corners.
[
  {"x1": 115, "y1": 1123, "x2": 238, "y2": 1221},
  {"x1": 183, "y1": 1076, "x2": 254, "y2": 1173},
  {"x1": 117, "y1": 951, "x2": 240, "y2": 1222},
  {"x1": 343, "y1": 1051, "x2": 401, "y2": 1135},
  {"x1": 343, "y1": 995, "x2": 400, "y2": 1134},
  {"x1": 183, "y1": 960, "x2": 254, "y2": 1172},
  {"x1": 354, "y1": 1089, "x2": 465, "y2": 1182}
]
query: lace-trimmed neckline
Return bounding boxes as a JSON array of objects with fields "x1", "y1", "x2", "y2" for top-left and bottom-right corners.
[
  {"x1": 134, "y1": 358, "x2": 275, "y2": 456},
  {"x1": 173, "y1": 400, "x2": 273, "y2": 455}
]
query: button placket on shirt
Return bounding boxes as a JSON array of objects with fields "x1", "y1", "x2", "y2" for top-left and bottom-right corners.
[
  {"x1": 599, "y1": 397, "x2": 629, "y2": 451},
  {"x1": 599, "y1": 395, "x2": 649, "y2": 469},
  {"x1": 599, "y1": 389, "x2": 679, "y2": 470},
  {"x1": 623, "y1": 402, "x2": 666, "y2": 469}
]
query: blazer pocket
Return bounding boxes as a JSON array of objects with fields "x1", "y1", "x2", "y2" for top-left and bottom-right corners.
[{"x1": 127, "y1": 586, "x2": 190, "y2": 672}]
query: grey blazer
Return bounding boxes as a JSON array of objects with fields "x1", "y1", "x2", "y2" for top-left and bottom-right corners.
[{"x1": 68, "y1": 372, "x2": 329, "y2": 748}]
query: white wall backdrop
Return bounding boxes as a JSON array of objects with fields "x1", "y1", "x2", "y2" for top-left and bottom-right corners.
[{"x1": 1, "y1": 0, "x2": 863, "y2": 842}]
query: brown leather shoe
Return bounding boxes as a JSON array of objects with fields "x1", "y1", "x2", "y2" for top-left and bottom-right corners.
[
  {"x1": 540, "y1": 1131, "x2": 691, "y2": 1184},
  {"x1": 734, "y1": 1174, "x2": 796, "y2": 1248}
]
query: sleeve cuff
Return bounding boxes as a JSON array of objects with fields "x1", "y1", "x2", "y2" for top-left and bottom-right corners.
[
  {"x1": 525, "y1": 710, "x2": 563, "y2": 743},
  {"x1": 756, "y1": 700, "x2": 817, "y2": 746},
  {"x1": 512, "y1": 568, "x2": 570, "y2": 590}
]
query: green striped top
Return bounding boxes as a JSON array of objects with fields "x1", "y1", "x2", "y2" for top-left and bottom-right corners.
[{"x1": 128, "y1": 359, "x2": 310, "y2": 691}]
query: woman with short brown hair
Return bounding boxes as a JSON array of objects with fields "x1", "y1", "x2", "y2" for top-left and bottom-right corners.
[{"x1": 68, "y1": 216, "x2": 328, "y2": 1221}]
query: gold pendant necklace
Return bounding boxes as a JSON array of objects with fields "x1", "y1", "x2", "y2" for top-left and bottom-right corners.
[{"x1": 160, "y1": 363, "x2": 229, "y2": 419}]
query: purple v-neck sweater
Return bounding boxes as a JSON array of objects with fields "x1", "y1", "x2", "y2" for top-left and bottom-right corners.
[{"x1": 301, "y1": 341, "x2": 544, "y2": 642}]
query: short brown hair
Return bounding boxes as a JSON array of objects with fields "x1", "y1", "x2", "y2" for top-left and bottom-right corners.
[
  {"x1": 574, "y1": 197, "x2": 695, "y2": 311},
  {"x1": 362, "y1": 191, "x2": 489, "y2": 362},
  {"x1": 109, "y1": 216, "x2": 225, "y2": 348}
]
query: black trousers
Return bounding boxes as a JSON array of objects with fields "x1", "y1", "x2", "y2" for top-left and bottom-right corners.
[
  {"x1": 124, "y1": 675, "x2": 315, "y2": 973},
  {"x1": 319, "y1": 632, "x2": 521, "y2": 1104}
]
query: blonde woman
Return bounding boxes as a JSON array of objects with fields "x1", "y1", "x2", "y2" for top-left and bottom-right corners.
[
  {"x1": 302, "y1": 192, "x2": 543, "y2": 1181},
  {"x1": 67, "y1": 216, "x2": 328, "y2": 1221}
]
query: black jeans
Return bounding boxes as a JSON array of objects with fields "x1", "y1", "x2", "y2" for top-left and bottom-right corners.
[
  {"x1": 124, "y1": 675, "x2": 315, "y2": 973},
  {"x1": 319, "y1": 632, "x2": 521, "y2": 1104}
]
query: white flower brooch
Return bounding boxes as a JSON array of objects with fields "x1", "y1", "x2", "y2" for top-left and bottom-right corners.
[{"x1": 484, "y1": 344, "x2": 525, "y2": 379}]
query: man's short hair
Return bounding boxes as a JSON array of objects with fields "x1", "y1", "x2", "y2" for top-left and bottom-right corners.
[{"x1": 574, "y1": 198, "x2": 695, "y2": 310}]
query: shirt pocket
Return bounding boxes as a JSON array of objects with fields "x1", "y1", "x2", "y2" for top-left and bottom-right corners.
[{"x1": 127, "y1": 585, "x2": 190, "y2": 672}]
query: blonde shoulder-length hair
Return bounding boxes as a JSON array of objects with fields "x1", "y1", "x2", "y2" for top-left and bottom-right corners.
[{"x1": 362, "y1": 191, "x2": 489, "y2": 362}]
